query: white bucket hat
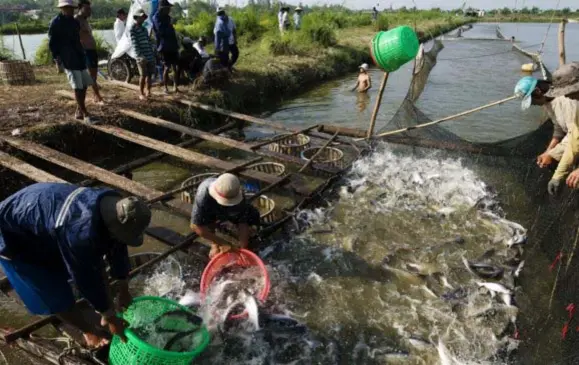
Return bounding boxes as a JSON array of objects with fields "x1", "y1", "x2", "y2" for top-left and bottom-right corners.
[
  {"x1": 359, "y1": 63, "x2": 369, "y2": 72},
  {"x1": 57, "y1": 0, "x2": 76, "y2": 8},
  {"x1": 209, "y1": 173, "x2": 243, "y2": 206}
]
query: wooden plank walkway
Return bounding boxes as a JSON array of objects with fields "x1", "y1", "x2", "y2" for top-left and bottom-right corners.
[
  {"x1": 0, "y1": 136, "x2": 192, "y2": 216},
  {"x1": 120, "y1": 109, "x2": 342, "y2": 174},
  {"x1": 0, "y1": 150, "x2": 67, "y2": 183},
  {"x1": 81, "y1": 123, "x2": 281, "y2": 185}
]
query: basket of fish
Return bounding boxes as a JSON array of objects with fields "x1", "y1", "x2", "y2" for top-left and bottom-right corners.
[
  {"x1": 180, "y1": 173, "x2": 219, "y2": 203},
  {"x1": 109, "y1": 296, "x2": 210, "y2": 365},
  {"x1": 200, "y1": 249, "x2": 270, "y2": 320}
]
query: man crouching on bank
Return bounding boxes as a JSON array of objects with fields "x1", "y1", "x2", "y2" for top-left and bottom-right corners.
[{"x1": 190, "y1": 173, "x2": 261, "y2": 258}]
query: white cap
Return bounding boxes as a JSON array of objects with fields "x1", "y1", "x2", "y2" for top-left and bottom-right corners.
[
  {"x1": 359, "y1": 63, "x2": 369, "y2": 71},
  {"x1": 209, "y1": 173, "x2": 243, "y2": 206},
  {"x1": 57, "y1": 0, "x2": 76, "y2": 7}
]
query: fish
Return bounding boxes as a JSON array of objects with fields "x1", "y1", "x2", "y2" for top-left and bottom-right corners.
[
  {"x1": 407, "y1": 335, "x2": 432, "y2": 351},
  {"x1": 163, "y1": 328, "x2": 198, "y2": 352},
  {"x1": 405, "y1": 262, "x2": 441, "y2": 276},
  {"x1": 477, "y1": 282, "x2": 512, "y2": 299},
  {"x1": 153, "y1": 309, "x2": 203, "y2": 331},
  {"x1": 462, "y1": 257, "x2": 504, "y2": 279},
  {"x1": 441, "y1": 287, "x2": 468, "y2": 301},
  {"x1": 514, "y1": 260, "x2": 525, "y2": 278},
  {"x1": 382, "y1": 264, "x2": 425, "y2": 286},
  {"x1": 433, "y1": 272, "x2": 454, "y2": 289},
  {"x1": 478, "y1": 248, "x2": 496, "y2": 261},
  {"x1": 437, "y1": 340, "x2": 459, "y2": 365},
  {"x1": 258, "y1": 313, "x2": 308, "y2": 335},
  {"x1": 506, "y1": 233, "x2": 527, "y2": 248}
]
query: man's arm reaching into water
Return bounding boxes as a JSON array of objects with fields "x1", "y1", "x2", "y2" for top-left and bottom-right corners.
[{"x1": 351, "y1": 80, "x2": 359, "y2": 92}]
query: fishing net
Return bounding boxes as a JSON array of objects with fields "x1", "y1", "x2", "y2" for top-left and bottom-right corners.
[{"x1": 377, "y1": 32, "x2": 553, "y2": 157}]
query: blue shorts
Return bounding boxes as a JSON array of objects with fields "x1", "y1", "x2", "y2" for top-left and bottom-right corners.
[
  {"x1": 85, "y1": 49, "x2": 98, "y2": 69},
  {"x1": 0, "y1": 257, "x2": 75, "y2": 315}
]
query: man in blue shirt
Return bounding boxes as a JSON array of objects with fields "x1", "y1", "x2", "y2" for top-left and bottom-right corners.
[
  {"x1": 213, "y1": 7, "x2": 231, "y2": 68},
  {"x1": 0, "y1": 183, "x2": 151, "y2": 348},
  {"x1": 153, "y1": 0, "x2": 180, "y2": 93},
  {"x1": 190, "y1": 174, "x2": 261, "y2": 258},
  {"x1": 49, "y1": 0, "x2": 94, "y2": 124}
]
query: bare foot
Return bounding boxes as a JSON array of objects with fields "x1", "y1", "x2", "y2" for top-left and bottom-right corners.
[
  {"x1": 83, "y1": 332, "x2": 109, "y2": 348},
  {"x1": 139, "y1": 95, "x2": 146, "y2": 101}
]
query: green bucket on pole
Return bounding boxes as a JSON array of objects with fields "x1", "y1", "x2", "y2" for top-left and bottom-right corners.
[{"x1": 370, "y1": 26, "x2": 420, "y2": 73}]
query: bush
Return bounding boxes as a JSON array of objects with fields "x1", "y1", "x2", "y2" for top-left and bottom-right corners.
[
  {"x1": 0, "y1": 37, "x2": 13, "y2": 61},
  {"x1": 260, "y1": 33, "x2": 304, "y2": 56},
  {"x1": 175, "y1": 11, "x2": 215, "y2": 39},
  {"x1": 34, "y1": 34, "x2": 111, "y2": 66},
  {"x1": 230, "y1": 8, "x2": 266, "y2": 42},
  {"x1": 376, "y1": 15, "x2": 389, "y2": 31},
  {"x1": 302, "y1": 23, "x2": 336, "y2": 47}
]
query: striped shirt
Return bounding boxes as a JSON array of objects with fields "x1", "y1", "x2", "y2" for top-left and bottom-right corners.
[{"x1": 130, "y1": 23, "x2": 154, "y2": 62}]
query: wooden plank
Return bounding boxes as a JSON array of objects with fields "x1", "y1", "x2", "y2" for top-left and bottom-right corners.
[
  {"x1": 119, "y1": 109, "x2": 340, "y2": 174},
  {"x1": 317, "y1": 125, "x2": 367, "y2": 139},
  {"x1": 0, "y1": 150, "x2": 67, "y2": 183},
  {"x1": 81, "y1": 123, "x2": 280, "y2": 185},
  {"x1": 249, "y1": 125, "x2": 320, "y2": 150},
  {"x1": 0, "y1": 136, "x2": 192, "y2": 217},
  {"x1": 119, "y1": 109, "x2": 252, "y2": 151}
]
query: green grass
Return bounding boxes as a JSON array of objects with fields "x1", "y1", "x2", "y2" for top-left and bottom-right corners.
[
  {"x1": 0, "y1": 18, "x2": 116, "y2": 35},
  {"x1": 34, "y1": 33, "x2": 112, "y2": 65}
]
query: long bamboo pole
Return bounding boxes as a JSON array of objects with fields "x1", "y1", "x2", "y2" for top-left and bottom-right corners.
[
  {"x1": 366, "y1": 72, "x2": 389, "y2": 138},
  {"x1": 15, "y1": 24, "x2": 26, "y2": 60},
  {"x1": 362, "y1": 95, "x2": 518, "y2": 140},
  {"x1": 558, "y1": 19, "x2": 567, "y2": 67}
]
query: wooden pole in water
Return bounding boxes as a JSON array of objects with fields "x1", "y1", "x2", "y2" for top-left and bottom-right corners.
[
  {"x1": 15, "y1": 24, "x2": 26, "y2": 60},
  {"x1": 363, "y1": 95, "x2": 518, "y2": 140},
  {"x1": 558, "y1": 19, "x2": 567, "y2": 67},
  {"x1": 366, "y1": 72, "x2": 389, "y2": 139}
]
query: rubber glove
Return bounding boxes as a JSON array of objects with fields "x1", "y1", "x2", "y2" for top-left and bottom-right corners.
[{"x1": 548, "y1": 179, "x2": 562, "y2": 196}]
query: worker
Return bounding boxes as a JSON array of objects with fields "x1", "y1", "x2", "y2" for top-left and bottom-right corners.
[
  {"x1": 114, "y1": 8, "x2": 127, "y2": 43},
  {"x1": 76, "y1": 0, "x2": 105, "y2": 104},
  {"x1": 279, "y1": 7, "x2": 290, "y2": 34},
  {"x1": 190, "y1": 174, "x2": 261, "y2": 258},
  {"x1": 214, "y1": 7, "x2": 231, "y2": 68},
  {"x1": 294, "y1": 7, "x2": 303, "y2": 30},
  {"x1": 194, "y1": 36, "x2": 211, "y2": 61},
  {"x1": 0, "y1": 183, "x2": 152, "y2": 348},
  {"x1": 153, "y1": 0, "x2": 180, "y2": 93},
  {"x1": 352, "y1": 63, "x2": 372, "y2": 93},
  {"x1": 536, "y1": 63, "x2": 579, "y2": 195}
]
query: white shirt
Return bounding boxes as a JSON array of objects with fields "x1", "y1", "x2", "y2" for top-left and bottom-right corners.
[
  {"x1": 227, "y1": 18, "x2": 236, "y2": 45},
  {"x1": 114, "y1": 18, "x2": 126, "y2": 43},
  {"x1": 545, "y1": 96, "x2": 579, "y2": 160},
  {"x1": 293, "y1": 13, "x2": 301, "y2": 28},
  {"x1": 278, "y1": 11, "x2": 283, "y2": 27},
  {"x1": 193, "y1": 42, "x2": 209, "y2": 59},
  {"x1": 281, "y1": 12, "x2": 289, "y2": 26}
]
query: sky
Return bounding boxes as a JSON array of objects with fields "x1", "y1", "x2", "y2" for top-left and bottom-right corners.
[{"x1": 274, "y1": 0, "x2": 578, "y2": 11}]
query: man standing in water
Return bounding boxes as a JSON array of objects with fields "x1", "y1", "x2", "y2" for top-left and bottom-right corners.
[
  {"x1": 153, "y1": 0, "x2": 180, "y2": 93},
  {"x1": 49, "y1": 0, "x2": 94, "y2": 123},
  {"x1": 76, "y1": 0, "x2": 104, "y2": 104},
  {"x1": 189, "y1": 174, "x2": 261, "y2": 258},
  {"x1": 0, "y1": 183, "x2": 151, "y2": 347},
  {"x1": 352, "y1": 63, "x2": 372, "y2": 93}
]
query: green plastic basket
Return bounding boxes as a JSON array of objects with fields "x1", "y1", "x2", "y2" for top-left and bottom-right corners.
[
  {"x1": 370, "y1": 26, "x2": 419, "y2": 72},
  {"x1": 109, "y1": 296, "x2": 210, "y2": 365}
]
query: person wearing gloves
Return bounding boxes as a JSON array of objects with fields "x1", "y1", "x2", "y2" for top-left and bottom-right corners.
[
  {"x1": 352, "y1": 63, "x2": 372, "y2": 93},
  {"x1": 538, "y1": 63, "x2": 579, "y2": 195},
  {"x1": 190, "y1": 174, "x2": 261, "y2": 258},
  {"x1": 0, "y1": 183, "x2": 151, "y2": 348},
  {"x1": 514, "y1": 75, "x2": 577, "y2": 169}
]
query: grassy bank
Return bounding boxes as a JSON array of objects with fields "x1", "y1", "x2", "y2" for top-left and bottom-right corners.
[
  {"x1": 0, "y1": 18, "x2": 115, "y2": 35},
  {"x1": 482, "y1": 15, "x2": 579, "y2": 23}
]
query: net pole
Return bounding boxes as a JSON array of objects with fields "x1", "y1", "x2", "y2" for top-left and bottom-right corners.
[
  {"x1": 362, "y1": 95, "x2": 518, "y2": 140},
  {"x1": 366, "y1": 72, "x2": 390, "y2": 139}
]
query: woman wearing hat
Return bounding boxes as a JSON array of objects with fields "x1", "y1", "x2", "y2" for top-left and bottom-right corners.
[
  {"x1": 190, "y1": 174, "x2": 262, "y2": 258},
  {"x1": 0, "y1": 183, "x2": 152, "y2": 348}
]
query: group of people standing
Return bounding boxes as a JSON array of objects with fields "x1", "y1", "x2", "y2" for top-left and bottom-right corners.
[
  {"x1": 514, "y1": 62, "x2": 579, "y2": 194},
  {"x1": 278, "y1": 6, "x2": 303, "y2": 33}
]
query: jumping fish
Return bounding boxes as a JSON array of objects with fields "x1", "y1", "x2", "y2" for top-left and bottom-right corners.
[
  {"x1": 477, "y1": 282, "x2": 512, "y2": 304},
  {"x1": 437, "y1": 340, "x2": 459, "y2": 365},
  {"x1": 514, "y1": 260, "x2": 525, "y2": 278},
  {"x1": 407, "y1": 335, "x2": 432, "y2": 351},
  {"x1": 382, "y1": 264, "x2": 425, "y2": 286},
  {"x1": 462, "y1": 257, "x2": 504, "y2": 279}
]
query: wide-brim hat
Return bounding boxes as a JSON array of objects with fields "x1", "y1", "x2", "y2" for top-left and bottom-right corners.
[
  {"x1": 133, "y1": 9, "x2": 148, "y2": 19},
  {"x1": 100, "y1": 195, "x2": 152, "y2": 247},
  {"x1": 57, "y1": 0, "x2": 76, "y2": 8},
  {"x1": 545, "y1": 62, "x2": 579, "y2": 98},
  {"x1": 209, "y1": 173, "x2": 243, "y2": 207},
  {"x1": 295, "y1": 7, "x2": 303, "y2": 11}
]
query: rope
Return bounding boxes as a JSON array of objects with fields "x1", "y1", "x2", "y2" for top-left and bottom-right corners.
[{"x1": 538, "y1": 0, "x2": 562, "y2": 55}]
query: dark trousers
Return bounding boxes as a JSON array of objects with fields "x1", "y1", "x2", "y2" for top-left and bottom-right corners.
[
  {"x1": 229, "y1": 44, "x2": 239, "y2": 69},
  {"x1": 218, "y1": 51, "x2": 229, "y2": 68}
]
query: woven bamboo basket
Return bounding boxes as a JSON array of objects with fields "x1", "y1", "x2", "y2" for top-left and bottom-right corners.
[
  {"x1": 249, "y1": 194, "x2": 277, "y2": 223},
  {"x1": 0, "y1": 60, "x2": 35, "y2": 85},
  {"x1": 301, "y1": 147, "x2": 344, "y2": 168},
  {"x1": 268, "y1": 134, "x2": 311, "y2": 157},
  {"x1": 181, "y1": 173, "x2": 219, "y2": 203},
  {"x1": 247, "y1": 162, "x2": 286, "y2": 176}
]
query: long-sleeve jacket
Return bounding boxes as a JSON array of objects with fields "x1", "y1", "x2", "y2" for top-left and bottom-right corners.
[
  {"x1": 213, "y1": 15, "x2": 231, "y2": 52},
  {"x1": 544, "y1": 96, "x2": 578, "y2": 161},
  {"x1": 114, "y1": 18, "x2": 126, "y2": 43},
  {"x1": 152, "y1": 13, "x2": 179, "y2": 52},
  {"x1": 551, "y1": 98, "x2": 579, "y2": 180},
  {"x1": 48, "y1": 14, "x2": 86, "y2": 70},
  {"x1": 0, "y1": 183, "x2": 130, "y2": 313}
]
